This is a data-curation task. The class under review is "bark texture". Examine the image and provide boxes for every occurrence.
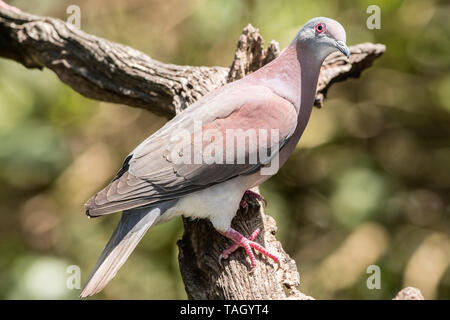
[0,9,385,116]
[0,6,416,300]
[393,287,424,300]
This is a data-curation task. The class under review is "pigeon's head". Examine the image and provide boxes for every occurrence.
[295,17,350,60]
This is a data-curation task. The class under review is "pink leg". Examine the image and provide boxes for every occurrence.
[219,228,260,262]
[239,199,248,210]
[241,190,267,208]
[218,228,280,270]
[0,1,21,13]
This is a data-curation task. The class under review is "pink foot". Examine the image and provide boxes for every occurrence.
[219,228,260,262]
[239,190,267,211]
[218,228,280,270]
[239,199,248,210]
[0,1,21,13]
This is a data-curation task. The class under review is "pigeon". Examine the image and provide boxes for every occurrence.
[80,17,350,297]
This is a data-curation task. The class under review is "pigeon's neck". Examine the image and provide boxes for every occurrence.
[260,42,324,167]
[293,41,324,139]
[247,45,301,110]
[247,44,322,114]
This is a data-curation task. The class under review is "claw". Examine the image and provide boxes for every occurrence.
[239,199,248,213]
[219,228,260,266]
[243,190,267,207]
[218,228,280,270]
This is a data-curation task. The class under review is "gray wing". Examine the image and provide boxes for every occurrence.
[85,84,298,216]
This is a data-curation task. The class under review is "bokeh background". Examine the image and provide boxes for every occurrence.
[0,0,449,299]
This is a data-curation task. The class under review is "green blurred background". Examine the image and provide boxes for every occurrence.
[0,0,449,299]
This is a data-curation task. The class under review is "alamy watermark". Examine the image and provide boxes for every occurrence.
[366,264,381,290]
[66,265,81,290]
[166,120,280,175]
[366,5,381,30]
[66,5,81,29]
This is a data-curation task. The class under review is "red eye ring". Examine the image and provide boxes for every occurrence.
[315,23,326,34]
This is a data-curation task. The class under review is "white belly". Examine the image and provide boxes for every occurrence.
[158,175,253,231]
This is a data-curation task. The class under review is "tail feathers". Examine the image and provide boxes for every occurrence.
[79,206,162,298]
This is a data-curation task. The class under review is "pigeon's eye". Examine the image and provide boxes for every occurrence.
[315,23,326,34]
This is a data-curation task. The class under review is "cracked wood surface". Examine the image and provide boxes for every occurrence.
[0,8,385,117]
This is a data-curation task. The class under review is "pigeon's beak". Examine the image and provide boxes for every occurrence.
[335,40,350,58]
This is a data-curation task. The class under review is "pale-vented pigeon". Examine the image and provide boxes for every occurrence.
[80,17,350,297]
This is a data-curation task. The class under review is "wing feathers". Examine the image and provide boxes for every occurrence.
[85,85,298,216]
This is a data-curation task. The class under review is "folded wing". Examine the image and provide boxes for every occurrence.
[85,84,298,216]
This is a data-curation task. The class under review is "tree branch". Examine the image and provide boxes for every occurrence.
[0,5,407,300]
[0,7,228,116]
[0,8,384,116]
[393,287,424,300]
[178,187,314,300]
